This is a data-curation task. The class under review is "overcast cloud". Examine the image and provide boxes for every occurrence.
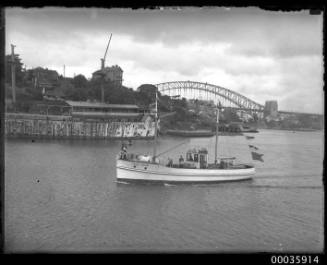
[5,7,324,113]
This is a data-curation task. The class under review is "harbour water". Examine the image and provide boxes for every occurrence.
[4,129,324,252]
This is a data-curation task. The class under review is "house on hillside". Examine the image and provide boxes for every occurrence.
[92,65,123,86]
[26,67,60,92]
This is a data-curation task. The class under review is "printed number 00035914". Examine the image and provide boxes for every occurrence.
[271,256,319,264]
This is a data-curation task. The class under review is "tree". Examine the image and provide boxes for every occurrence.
[136,84,157,106]
[72,74,88,88]
[298,114,313,129]
[137,84,157,95]
[104,83,137,104]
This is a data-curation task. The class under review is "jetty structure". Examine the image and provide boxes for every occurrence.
[5,99,156,139]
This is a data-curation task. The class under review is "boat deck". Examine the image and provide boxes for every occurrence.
[118,157,253,170]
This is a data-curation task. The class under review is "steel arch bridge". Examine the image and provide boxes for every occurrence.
[156,81,264,111]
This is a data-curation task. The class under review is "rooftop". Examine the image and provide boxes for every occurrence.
[92,65,123,75]
[71,111,141,118]
[65,100,139,109]
[187,148,208,154]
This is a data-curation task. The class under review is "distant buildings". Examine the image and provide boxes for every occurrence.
[264,100,278,118]
[27,67,60,90]
[92,65,123,86]
[65,100,142,122]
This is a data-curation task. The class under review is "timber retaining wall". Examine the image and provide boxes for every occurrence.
[4,113,155,139]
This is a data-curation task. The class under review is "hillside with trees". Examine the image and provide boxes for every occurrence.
[5,53,323,131]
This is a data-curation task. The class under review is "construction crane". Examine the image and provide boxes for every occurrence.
[99,34,112,103]
[101,33,112,70]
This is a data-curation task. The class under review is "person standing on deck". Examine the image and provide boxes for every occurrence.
[121,143,127,159]
[179,155,184,168]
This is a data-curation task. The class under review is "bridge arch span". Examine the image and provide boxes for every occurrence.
[155,81,264,110]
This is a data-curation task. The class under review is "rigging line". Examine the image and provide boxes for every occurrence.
[155,140,190,158]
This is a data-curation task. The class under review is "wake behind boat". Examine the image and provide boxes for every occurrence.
[116,88,255,183]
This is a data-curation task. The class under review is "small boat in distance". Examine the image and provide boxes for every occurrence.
[116,89,255,183]
[228,122,259,133]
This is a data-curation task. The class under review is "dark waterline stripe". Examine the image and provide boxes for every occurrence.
[115,178,254,185]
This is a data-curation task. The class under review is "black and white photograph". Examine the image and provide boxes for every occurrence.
[2,6,324,254]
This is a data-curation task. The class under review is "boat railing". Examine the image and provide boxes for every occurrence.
[219,157,236,160]
[119,152,160,164]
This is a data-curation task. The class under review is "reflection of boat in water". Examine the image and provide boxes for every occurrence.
[116,90,255,183]
[166,129,215,137]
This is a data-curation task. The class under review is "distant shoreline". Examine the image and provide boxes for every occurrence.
[259,127,322,132]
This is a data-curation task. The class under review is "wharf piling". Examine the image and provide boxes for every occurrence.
[5,113,155,139]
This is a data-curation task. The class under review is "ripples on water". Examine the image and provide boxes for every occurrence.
[4,129,324,252]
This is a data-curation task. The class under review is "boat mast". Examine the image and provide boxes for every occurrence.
[152,88,158,161]
[214,103,219,164]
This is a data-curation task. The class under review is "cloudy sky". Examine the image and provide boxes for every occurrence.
[5,7,324,113]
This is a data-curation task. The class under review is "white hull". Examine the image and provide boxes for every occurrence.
[116,159,255,183]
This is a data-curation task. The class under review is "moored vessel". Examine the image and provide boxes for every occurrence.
[165,129,215,137]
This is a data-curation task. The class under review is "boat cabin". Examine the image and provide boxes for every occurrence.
[171,147,237,169]
[216,157,236,169]
[184,148,208,169]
